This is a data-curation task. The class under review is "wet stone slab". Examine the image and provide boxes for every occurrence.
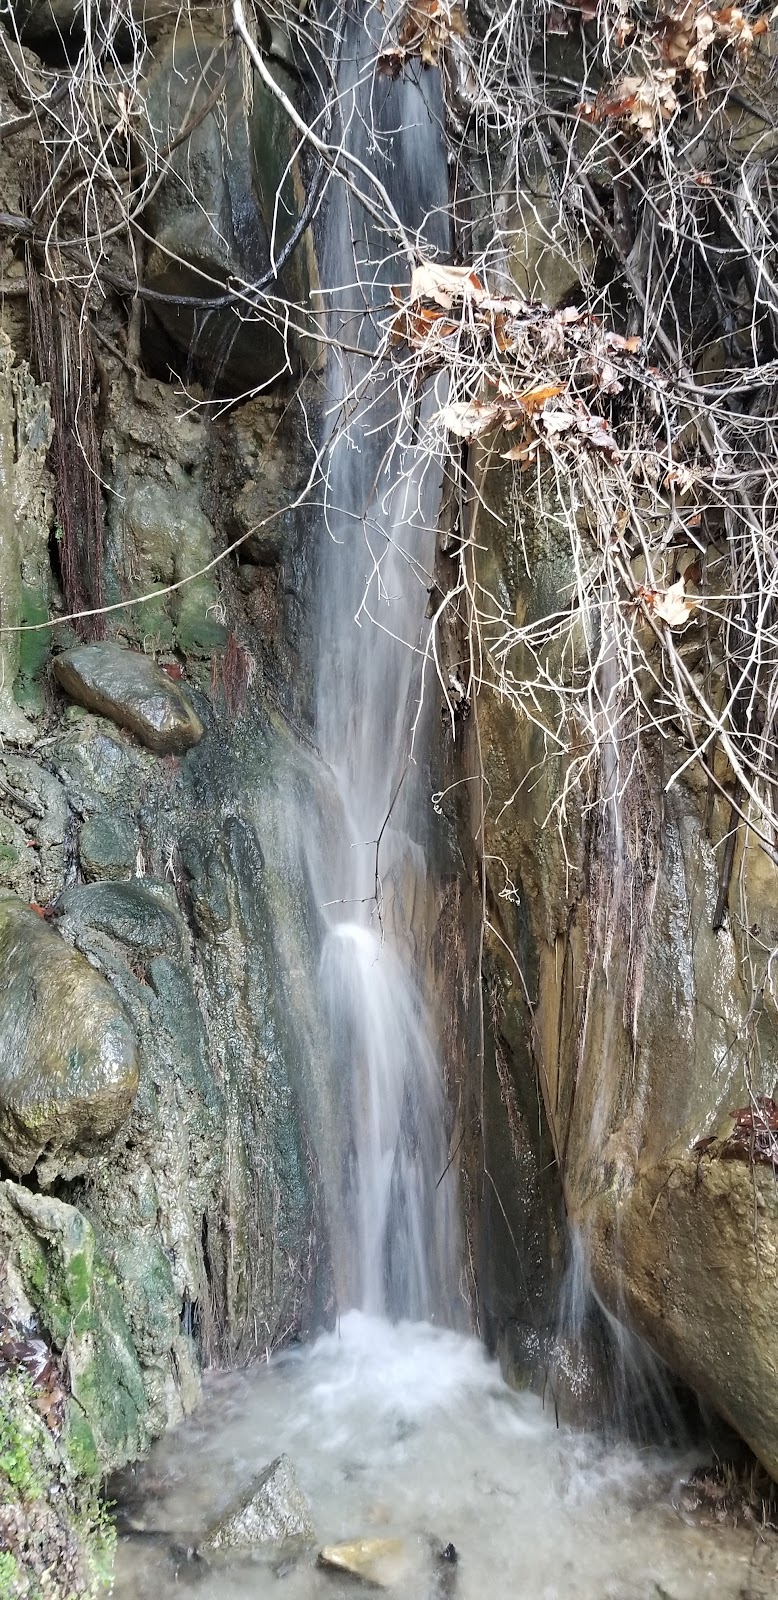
[53,643,203,756]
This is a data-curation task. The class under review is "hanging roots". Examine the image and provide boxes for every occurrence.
[211,633,258,721]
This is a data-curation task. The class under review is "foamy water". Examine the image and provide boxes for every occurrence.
[114,1312,776,1600]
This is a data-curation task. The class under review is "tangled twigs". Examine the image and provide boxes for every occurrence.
[1,0,778,879]
[363,0,778,872]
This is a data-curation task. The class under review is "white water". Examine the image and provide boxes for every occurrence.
[300,14,458,1321]
[114,1313,776,1600]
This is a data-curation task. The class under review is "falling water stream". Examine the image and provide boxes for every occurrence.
[113,20,777,1600]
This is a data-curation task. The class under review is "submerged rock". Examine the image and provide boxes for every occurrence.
[318,1538,407,1587]
[203,1454,315,1550]
[53,643,203,756]
[0,895,138,1175]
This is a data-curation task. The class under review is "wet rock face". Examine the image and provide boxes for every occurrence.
[53,643,204,756]
[203,1454,315,1550]
[586,1158,778,1482]
[141,27,315,391]
[463,434,778,1473]
[0,1182,152,1471]
[0,896,139,1177]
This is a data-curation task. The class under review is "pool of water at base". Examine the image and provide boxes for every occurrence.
[112,1311,777,1600]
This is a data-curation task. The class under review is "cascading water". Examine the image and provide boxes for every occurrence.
[112,16,776,1600]
[303,18,460,1323]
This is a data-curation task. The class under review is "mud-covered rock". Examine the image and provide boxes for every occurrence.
[53,643,203,756]
[0,896,138,1176]
[203,1454,315,1550]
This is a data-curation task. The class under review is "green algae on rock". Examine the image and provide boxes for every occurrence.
[0,897,139,1177]
[0,1366,115,1600]
[0,1184,151,1472]
[52,644,204,757]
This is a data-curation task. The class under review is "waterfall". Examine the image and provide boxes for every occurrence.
[303,10,461,1324]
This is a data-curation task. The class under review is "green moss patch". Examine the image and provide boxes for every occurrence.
[0,1369,114,1600]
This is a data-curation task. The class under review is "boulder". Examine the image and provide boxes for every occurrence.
[53,643,203,756]
[203,1454,315,1550]
[586,1156,778,1483]
[318,1539,407,1587]
[79,815,137,881]
[0,896,138,1175]
[56,880,184,960]
[141,27,316,391]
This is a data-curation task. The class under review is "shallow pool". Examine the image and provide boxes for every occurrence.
[113,1312,777,1600]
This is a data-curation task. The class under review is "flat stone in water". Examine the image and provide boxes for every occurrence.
[53,643,203,756]
[318,1538,407,1588]
[202,1454,315,1551]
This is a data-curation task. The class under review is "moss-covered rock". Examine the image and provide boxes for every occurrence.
[0,897,139,1177]
[0,1366,115,1600]
[0,1184,152,1473]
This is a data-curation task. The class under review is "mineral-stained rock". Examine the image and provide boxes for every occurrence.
[318,1538,407,1587]
[0,895,139,1175]
[53,643,203,756]
[586,1155,778,1484]
[203,1454,315,1550]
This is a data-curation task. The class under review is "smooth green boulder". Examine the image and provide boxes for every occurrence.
[202,1454,315,1551]
[0,896,138,1175]
[53,643,203,757]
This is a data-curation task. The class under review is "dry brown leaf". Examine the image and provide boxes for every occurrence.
[517,381,566,410]
[605,331,642,353]
[502,438,542,466]
[409,260,485,307]
[653,577,696,627]
[539,408,578,436]
[594,68,679,136]
[378,0,469,76]
[435,400,502,438]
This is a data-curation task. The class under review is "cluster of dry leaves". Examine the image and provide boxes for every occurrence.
[0,1316,66,1433]
[377,0,468,77]
[577,2,774,136]
[389,259,641,463]
[387,259,704,632]
[694,1095,778,1167]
